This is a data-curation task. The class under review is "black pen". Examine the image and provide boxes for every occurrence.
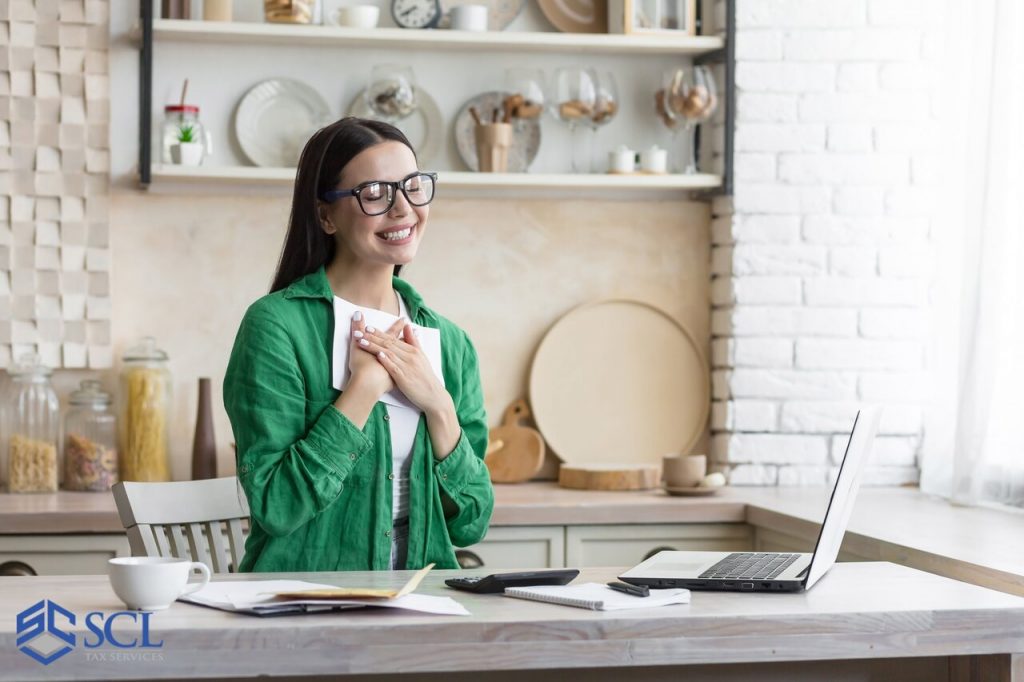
[607,581,649,598]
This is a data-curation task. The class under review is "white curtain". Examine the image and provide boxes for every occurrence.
[921,0,1024,506]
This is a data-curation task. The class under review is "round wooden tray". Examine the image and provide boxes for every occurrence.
[528,299,709,469]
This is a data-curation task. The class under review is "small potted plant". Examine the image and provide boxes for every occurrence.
[170,123,205,166]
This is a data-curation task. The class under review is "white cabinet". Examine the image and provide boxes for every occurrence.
[463,526,565,569]
[566,523,753,568]
[466,524,754,570]
[0,534,131,576]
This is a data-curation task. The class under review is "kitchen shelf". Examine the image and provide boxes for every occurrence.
[147,165,722,198]
[148,18,725,57]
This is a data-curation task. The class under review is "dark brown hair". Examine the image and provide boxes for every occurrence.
[270,117,416,293]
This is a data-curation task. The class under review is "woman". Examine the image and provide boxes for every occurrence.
[224,117,493,572]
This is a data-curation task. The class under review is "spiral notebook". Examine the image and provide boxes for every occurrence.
[503,583,690,611]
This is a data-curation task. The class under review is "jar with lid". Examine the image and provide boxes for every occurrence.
[160,105,212,165]
[63,380,119,492]
[119,337,172,482]
[3,353,60,493]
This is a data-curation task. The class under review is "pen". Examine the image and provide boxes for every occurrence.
[607,581,649,598]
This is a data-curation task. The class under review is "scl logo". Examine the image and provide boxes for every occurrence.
[16,600,76,665]
[15,600,165,665]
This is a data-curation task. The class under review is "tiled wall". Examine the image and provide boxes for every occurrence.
[0,0,112,370]
[710,0,939,485]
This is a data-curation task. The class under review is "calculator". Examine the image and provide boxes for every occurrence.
[444,569,580,594]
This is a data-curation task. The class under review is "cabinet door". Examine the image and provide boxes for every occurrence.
[566,524,752,568]
[0,534,132,576]
[461,526,565,569]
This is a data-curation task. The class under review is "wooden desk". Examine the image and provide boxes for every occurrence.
[1,563,1023,681]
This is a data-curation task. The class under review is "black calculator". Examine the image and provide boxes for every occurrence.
[444,569,580,594]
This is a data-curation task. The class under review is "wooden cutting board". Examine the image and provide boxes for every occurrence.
[485,399,546,483]
[528,299,709,469]
[558,464,660,491]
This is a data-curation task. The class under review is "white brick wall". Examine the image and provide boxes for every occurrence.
[713,0,936,487]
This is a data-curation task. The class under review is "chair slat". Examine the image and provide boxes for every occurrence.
[151,524,172,557]
[227,518,246,572]
[206,521,229,573]
[167,524,189,559]
[185,522,210,570]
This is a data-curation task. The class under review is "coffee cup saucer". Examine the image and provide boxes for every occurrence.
[663,483,725,497]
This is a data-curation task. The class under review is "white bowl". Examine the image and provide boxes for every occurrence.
[332,5,380,29]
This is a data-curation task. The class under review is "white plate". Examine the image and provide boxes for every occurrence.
[454,91,541,172]
[235,79,332,167]
[346,86,443,169]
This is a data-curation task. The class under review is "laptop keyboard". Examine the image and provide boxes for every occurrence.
[699,552,800,580]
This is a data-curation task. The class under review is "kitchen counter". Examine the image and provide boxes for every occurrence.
[2,483,1024,594]
[2,563,1023,681]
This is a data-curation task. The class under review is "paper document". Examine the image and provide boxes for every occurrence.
[180,574,469,617]
[331,296,443,410]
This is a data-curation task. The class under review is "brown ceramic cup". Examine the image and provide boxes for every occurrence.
[662,454,707,488]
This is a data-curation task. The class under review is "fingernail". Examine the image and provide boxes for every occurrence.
[353,311,362,321]
[359,339,369,346]
[353,330,363,339]
[366,326,375,333]
[378,351,386,360]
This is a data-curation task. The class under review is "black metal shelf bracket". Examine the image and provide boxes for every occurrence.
[139,0,153,187]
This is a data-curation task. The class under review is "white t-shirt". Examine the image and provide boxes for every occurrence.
[333,291,420,521]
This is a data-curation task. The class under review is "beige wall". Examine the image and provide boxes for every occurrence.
[73,192,710,481]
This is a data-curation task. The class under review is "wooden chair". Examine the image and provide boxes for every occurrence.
[112,476,250,573]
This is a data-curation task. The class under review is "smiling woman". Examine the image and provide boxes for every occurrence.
[222,117,493,573]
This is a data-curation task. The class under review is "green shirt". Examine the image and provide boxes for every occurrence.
[223,266,493,572]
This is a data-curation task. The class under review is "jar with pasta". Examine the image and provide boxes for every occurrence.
[118,337,172,482]
[63,380,119,492]
[3,353,60,493]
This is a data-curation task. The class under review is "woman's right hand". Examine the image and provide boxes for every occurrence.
[347,311,404,399]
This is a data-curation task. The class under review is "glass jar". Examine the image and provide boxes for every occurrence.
[63,380,119,492]
[3,354,60,493]
[119,337,172,482]
[160,105,212,165]
[263,0,315,24]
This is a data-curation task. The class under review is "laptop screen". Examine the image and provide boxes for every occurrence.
[803,407,882,589]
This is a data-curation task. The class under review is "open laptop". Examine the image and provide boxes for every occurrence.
[619,406,881,593]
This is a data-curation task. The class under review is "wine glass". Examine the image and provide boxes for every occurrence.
[504,67,547,123]
[656,67,686,172]
[551,67,597,173]
[677,65,719,174]
[587,70,619,172]
[366,64,418,123]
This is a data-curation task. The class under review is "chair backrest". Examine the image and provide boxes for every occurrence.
[112,476,251,573]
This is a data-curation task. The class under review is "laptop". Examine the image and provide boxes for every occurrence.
[619,406,881,593]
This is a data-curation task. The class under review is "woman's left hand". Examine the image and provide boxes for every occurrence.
[354,320,449,415]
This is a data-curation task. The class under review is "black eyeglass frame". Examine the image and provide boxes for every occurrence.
[319,171,438,216]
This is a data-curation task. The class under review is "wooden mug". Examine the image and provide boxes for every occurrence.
[474,122,513,172]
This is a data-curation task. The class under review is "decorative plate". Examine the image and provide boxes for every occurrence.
[234,78,332,167]
[454,91,541,172]
[538,0,608,33]
[441,0,526,30]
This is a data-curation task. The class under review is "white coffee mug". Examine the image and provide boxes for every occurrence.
[333,4,380,28]
[108,557,211,611]
[450,4,489,31]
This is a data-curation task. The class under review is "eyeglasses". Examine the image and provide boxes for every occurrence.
[320,171,438,216]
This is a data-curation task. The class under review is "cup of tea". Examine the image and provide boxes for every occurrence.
[108,557,211,611]
[662,454,707,488]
